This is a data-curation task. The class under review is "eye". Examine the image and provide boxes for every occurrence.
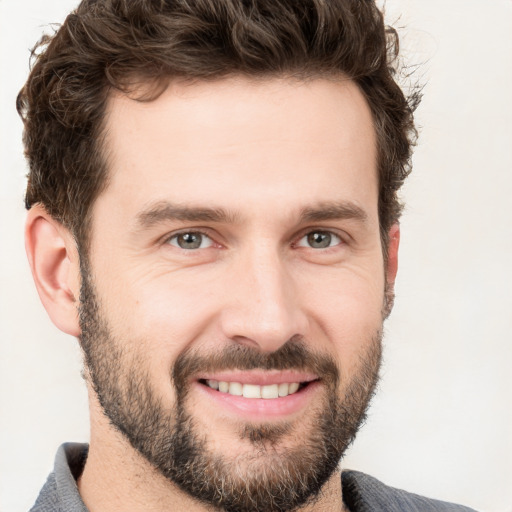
[297,230,342,249]
[168,231,214,250]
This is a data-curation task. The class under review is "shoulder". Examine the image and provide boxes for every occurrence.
[341,470,479,512]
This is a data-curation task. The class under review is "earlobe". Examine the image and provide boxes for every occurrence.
[25,205,81,337]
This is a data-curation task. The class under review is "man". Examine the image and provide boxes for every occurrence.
[17,0,477,511]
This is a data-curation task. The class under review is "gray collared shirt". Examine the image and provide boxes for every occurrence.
[30,443,478,511]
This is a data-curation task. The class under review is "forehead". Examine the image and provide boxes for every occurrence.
[98,77,377,224]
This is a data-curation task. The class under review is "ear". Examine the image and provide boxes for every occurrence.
[386,223,400,287]
[383,223,400,318]
[25,205,81,337]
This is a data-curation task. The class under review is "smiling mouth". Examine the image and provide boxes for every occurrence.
[198,379,314,399]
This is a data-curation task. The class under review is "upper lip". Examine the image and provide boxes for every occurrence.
[195,370,318,386]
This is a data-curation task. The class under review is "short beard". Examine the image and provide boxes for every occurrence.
[78,263,382,512]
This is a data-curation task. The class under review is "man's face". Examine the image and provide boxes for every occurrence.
[80,77,390,511]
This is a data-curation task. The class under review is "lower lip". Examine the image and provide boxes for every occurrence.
[193,381,322,420]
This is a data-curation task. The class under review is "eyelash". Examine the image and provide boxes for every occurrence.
[164,228,346,252]
[295,230,343,250]
[166,229,216,250]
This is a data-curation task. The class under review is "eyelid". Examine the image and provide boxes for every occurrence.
[293,227,348,248]
[162,228,219,248]
[159,226,349,250]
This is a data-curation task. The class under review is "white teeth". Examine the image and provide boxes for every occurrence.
[207,379,219,390]
[289,382,300,394]
[228,382,243,396]
[206,380,302,398]
[261,384,279,399]
[243,384,261,398]
[278,382,289,397]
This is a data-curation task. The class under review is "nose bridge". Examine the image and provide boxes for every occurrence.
[220,239,306,352]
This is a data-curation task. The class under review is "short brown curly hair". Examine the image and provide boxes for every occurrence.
[17,0,420,248]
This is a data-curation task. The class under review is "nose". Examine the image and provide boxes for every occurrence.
[219,243,308,353]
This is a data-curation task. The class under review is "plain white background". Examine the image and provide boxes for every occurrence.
[1,1,511,511]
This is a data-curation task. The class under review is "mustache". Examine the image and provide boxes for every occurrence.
[172,336,340,390]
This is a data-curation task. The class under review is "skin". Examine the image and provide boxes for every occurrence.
[26,77,399,511]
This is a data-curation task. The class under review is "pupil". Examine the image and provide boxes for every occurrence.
[308,232,331,249]
[179,233,201,249]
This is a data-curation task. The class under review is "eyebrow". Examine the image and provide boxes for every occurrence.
[299,201,368,224]
[135,199,368,230]
[136,201,239,228]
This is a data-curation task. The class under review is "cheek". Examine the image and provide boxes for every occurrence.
[100,268,222,355]
[88,254,223,398]
[298,265,385,369]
